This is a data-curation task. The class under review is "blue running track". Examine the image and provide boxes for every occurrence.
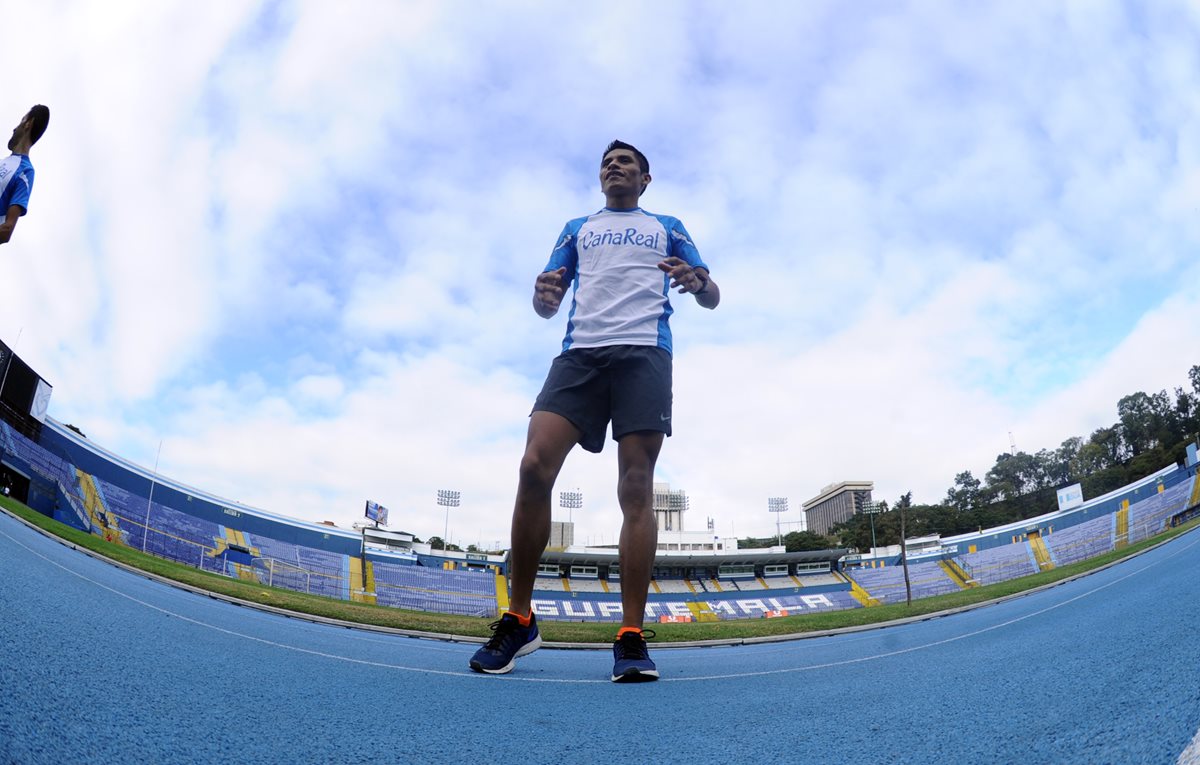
[2,508,1199,764]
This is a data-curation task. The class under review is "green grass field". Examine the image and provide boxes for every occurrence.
[4,494,1196,644]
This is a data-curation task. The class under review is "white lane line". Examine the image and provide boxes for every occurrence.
[0,526,602,683]
[1179,725,1200,765]
[3,524,1197,686]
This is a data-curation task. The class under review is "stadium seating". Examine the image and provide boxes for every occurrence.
[532,577,569,593]
[655,579,693,594]
[956,543,1038,586]
[762,576,800,590]
[731,578,766,591]
[244,533,348,598]
[795,572,843,587]
[2,422,78,494]
[1128,480,1194,543]
[567,579,608,593]
[1042,514,1114,566]
[846,561,961,604]
[372,559,496,617]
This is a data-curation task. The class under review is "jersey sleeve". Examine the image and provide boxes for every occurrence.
[665,217,708,272]
[544,218,583,283]
[7,167,33,215]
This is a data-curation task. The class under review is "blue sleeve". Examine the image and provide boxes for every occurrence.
[663,216,708,272]
[7,167,33,215]
[545,218,583,283]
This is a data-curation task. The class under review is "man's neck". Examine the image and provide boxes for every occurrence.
[9,137,31,155]
[604,192,640,210]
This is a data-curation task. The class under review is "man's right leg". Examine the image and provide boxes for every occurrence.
[470,411,579,674]
[506,410,580,616]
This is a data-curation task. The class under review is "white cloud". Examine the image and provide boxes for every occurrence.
[2,1,1198,548]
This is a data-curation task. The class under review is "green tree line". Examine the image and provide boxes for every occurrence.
[741,364,1200,553]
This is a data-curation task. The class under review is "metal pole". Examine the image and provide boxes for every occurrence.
[142,440,162,553]
[900,502,911,606]
[869,509,877,554]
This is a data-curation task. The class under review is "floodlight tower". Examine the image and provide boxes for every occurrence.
[860,496,884,554]
[768,497,788,546]
[437,489,460,551]
[560,489,583,524]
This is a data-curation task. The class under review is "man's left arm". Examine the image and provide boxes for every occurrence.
[657,258,720,309]
[0,205,21,245]
[691,267,720,309]
[657,217,719,309]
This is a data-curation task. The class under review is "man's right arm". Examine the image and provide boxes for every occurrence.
[533,267,568,318]
[0,205,22,245]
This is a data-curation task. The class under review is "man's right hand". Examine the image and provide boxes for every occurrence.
[533,267,567,317]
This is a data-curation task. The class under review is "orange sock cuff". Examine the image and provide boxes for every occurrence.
[506,609,532,627]
[616,626,642,638]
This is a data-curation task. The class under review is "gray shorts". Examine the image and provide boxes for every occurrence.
[532,345,673,453]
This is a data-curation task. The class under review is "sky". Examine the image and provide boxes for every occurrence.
[3,1,1199,550]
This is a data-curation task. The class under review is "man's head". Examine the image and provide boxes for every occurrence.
[600,140,651,199]
[8,105,50,152]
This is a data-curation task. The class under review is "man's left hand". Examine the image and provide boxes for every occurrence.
[657,257,705,294]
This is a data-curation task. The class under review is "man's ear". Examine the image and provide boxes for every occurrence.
[640,172,652,195]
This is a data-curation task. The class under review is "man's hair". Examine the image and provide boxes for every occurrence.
[603,140,649,174]
[28,105,49,145]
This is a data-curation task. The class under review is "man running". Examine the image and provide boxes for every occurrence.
[0,105,49,246]
[470,140,720,682]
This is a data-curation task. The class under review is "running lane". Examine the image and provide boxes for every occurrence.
[2,510,1198,764]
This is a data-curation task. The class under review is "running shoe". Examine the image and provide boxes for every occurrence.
[611,628,658,683]
[469,612,541,674]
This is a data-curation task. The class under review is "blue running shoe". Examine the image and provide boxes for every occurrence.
[469,612,541,674]
[611,628,658,683]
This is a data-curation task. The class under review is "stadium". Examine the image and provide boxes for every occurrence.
[4,338,1198,629]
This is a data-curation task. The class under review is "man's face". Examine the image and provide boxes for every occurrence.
[8,111,32,152]
[600,149,649,198]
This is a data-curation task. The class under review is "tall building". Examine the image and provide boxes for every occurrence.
[653,482,688,531]
[802,481,874,536]
[549,520,574,550]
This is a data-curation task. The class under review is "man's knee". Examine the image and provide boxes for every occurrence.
[518,449,560,495]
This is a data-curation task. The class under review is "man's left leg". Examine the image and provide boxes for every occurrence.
[612,430,663,682]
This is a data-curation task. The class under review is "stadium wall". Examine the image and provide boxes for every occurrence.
[31,419,363,555]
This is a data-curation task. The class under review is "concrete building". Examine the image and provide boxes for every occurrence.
[653,482,689,532]
[549,520,574,550]
[802,480,874,536]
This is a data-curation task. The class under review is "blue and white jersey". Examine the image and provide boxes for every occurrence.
[0,154,35,215]
[545,207,709,355]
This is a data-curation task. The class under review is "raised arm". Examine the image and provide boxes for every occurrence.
[0,205,21,245]
[657,258,720,309]
[532,267,568,318]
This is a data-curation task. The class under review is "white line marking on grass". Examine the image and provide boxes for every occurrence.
[3,524,1197,686]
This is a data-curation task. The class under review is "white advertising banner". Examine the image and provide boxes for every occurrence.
[1056,483,1084,511]
[30,379,52,423]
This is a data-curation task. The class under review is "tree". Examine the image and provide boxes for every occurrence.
[1071,441,1109,478]
[985,451,1040,500]
[782,531,837,552]
[945,471,983,512]
[1117,390,1173,457]
[1048,438,1082,485]
[1084,426,1124,469]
